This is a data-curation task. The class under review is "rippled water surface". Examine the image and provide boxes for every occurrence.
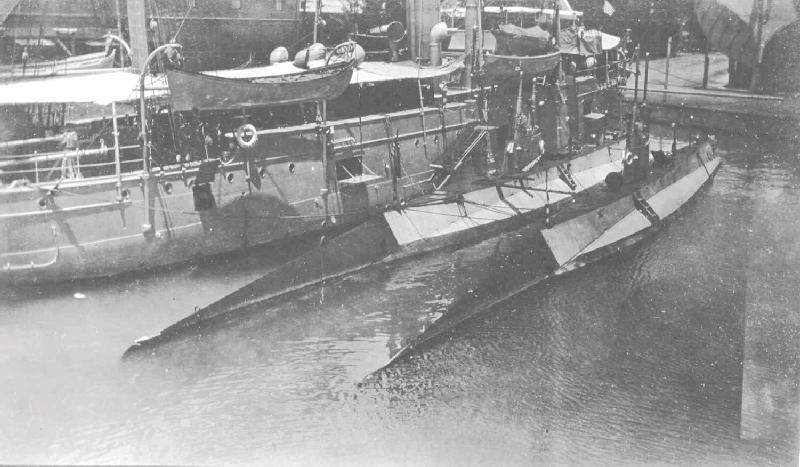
[0,133,797,465]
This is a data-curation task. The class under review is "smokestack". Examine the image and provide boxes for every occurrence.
[126,0,148,71]
[406,0,440,62]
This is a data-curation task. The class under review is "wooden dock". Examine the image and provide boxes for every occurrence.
[621,52,800,140]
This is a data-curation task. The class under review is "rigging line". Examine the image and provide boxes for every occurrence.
[170,3,194,43]
[356,70,365,149]
[414,0,429,161]
[49,180,534,223]
[402,206,524,223]
[47,184,375,221]
[150,0,165,49]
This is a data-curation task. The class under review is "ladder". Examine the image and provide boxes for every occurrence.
[557,164,577,191]
[429,127,487,190]
[632,191,660,224]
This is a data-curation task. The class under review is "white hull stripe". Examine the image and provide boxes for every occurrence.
[384,151,625,246]
[545,156,720,267]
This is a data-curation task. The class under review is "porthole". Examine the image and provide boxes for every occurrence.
[226,173,235,183]
[164,182,173,194]
[289,163,295,173]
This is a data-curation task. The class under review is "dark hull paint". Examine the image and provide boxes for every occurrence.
[0,103,475,284]
[123,138,720,357]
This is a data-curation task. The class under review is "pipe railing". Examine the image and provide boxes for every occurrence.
[0,158,146,178]
[0,145,140,163]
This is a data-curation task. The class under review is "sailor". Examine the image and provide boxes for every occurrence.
[21,46,29,75]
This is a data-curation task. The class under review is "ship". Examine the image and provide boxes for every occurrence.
[122,2,721,356]
[0,55,474,283]
[0,1,553,284]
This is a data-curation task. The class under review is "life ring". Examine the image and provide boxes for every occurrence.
[625,151,635,165]
[235,124,259,148]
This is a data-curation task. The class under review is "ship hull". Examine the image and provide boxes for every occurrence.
[384,139,722,365]
[0,103,475,285]
[123,137,720,356]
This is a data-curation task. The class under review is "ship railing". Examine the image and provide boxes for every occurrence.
[570,57,631,84]
[0,144,144,185]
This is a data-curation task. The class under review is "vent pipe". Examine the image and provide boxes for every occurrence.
[406,0,441,62]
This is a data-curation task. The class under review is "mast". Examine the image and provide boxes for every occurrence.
[406,0,440,62]
[464,0,479,88]
[114,0,123,40]
[126,0,148,71]
[313,0,321,43]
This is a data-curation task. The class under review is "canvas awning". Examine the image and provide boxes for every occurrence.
[0,70,167,105]
[301,0,363,15]
[0,0,19,26]
[695,0,798,65]
[350,58,463,84]
[442,4,583,22]
[205,58,464,85]
[560,28,620,55]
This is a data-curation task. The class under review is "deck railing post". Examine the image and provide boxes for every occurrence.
[318,100,330,220]
[702,42,710,89]
[643,52,650,102]
[138,43,182,235]
[664,37,672,103]
[111,101,123,200]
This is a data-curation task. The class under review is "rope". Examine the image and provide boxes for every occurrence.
[170,4,194,43]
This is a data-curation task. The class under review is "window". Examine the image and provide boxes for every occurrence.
[275,0,283,11]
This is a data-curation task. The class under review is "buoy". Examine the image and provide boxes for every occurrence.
[235,124,258,148]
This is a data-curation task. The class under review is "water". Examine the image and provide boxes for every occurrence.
[0,133,797,465]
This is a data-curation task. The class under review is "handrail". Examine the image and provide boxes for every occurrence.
[0,158,144,177]
[0,145,140,166]
[0,134,70,151]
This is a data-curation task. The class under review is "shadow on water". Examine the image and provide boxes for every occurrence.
[0,131,797,464]
[0,232,322,303]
